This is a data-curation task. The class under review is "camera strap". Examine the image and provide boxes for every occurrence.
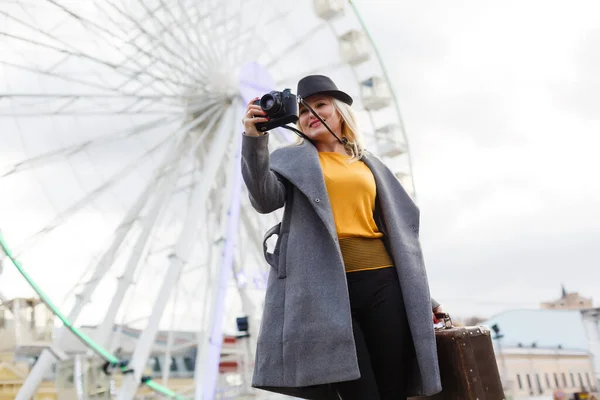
[281,125,310,141]
[298,97,348,145]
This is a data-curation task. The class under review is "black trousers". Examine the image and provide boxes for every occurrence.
[333,267,414,400]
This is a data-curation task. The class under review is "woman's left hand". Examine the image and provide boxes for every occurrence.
[432,305,444,323]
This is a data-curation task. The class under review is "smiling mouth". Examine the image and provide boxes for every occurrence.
[309,121,321,128]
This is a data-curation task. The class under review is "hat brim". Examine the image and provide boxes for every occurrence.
[301,90,353,106]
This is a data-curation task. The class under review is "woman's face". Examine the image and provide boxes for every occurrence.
[298,95,342,143]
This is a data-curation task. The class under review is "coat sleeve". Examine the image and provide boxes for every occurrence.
[241,133,286,214]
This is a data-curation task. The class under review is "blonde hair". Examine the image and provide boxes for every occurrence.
[296,97,365,161]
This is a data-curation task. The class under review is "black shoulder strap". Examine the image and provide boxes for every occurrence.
[262,179,293,272]
[280,179,294,234]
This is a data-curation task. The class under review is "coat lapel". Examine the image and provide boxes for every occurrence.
[270,143,418,244]
[270,140,338,241]
[362,153,394,211]
[362,152,421,250]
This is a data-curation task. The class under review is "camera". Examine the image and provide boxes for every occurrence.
[252,88,298,132]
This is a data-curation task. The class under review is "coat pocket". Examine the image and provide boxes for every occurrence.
[262,223,287,279]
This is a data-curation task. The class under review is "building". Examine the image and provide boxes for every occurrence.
[483,308,600,400]
[0,297,258,399]
[541,286,593,311]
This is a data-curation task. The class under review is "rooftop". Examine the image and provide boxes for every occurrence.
[481,308,590,351]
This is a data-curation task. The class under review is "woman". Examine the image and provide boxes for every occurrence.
[241,75,443,400]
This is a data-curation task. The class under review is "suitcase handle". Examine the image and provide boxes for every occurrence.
[434,312,453,329]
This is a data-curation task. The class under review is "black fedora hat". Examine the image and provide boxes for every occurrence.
[297,75,353,106]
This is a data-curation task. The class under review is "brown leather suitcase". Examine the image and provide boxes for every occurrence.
[411,314,506,400]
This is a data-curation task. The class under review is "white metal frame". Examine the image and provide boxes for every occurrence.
[1,2,418,399]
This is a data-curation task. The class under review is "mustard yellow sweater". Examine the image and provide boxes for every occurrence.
[318,152,393,272]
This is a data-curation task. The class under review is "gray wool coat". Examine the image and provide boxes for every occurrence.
[241,133,442,399]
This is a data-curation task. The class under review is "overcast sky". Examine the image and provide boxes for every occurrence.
[1,0,598,329]
[356,0,600,318]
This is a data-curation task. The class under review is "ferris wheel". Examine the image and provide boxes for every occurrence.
[0,0,415,398]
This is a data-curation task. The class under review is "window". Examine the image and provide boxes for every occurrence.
[586,373,593,390]
[151,357,161,373]
[536,374,543,394]
[170,357,178,372]
[545,373,551,388]
[554,373,560,388]
[527,374,533,390]
[562,373,567,387]
[571,373,575,387]
[578,373,584,389]
[183,356,195,371]
[517,374,523,390]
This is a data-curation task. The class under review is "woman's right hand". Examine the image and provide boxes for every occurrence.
[242,97,270,136]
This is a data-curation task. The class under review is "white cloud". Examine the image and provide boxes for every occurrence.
[1,0,598,333]
[355,0,600,317]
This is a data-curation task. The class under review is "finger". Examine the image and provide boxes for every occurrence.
[243,113,269,120]
[245,110,267,120]
[249,117,269,123]
[246,97,259,107]
[242,116,269,125]
[247,105,266,113]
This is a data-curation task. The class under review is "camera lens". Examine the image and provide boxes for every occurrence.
[264,98,275,109]
[260,93,281,115]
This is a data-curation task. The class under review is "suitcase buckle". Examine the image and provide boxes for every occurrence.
[434,312,453,329]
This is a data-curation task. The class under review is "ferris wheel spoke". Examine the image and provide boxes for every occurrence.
[0,94,181,116]
[111,8,195,87]
[233,4,292,66]
[181,2,229,75]
[106,95,181,114]
[48,0,199,95]
[160,273,183,386]
[224,14,270,68]
[0,109,177,116]
[88,0,193,90]
[93,0,229,84]
[194,125,243,400]
[0,30,189,98]
[13,133,177,256]
[117,104,234,400]
[264,21,328,69]
[173,1,218,78]
[207,0,241,70]
[100,0,204,89]
[94,145,185,349]
[0,0,37,5]
[0,58,171,104]
[132,0,207,82]
[165,0,241,77]
[0,115,177,178]
[13,123,193,398]
[87,0,207,91]
[220,0,244,68]
[154,0,209,79]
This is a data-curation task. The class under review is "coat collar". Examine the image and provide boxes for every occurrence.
[269,139,390,241]
[270,140,337,240]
